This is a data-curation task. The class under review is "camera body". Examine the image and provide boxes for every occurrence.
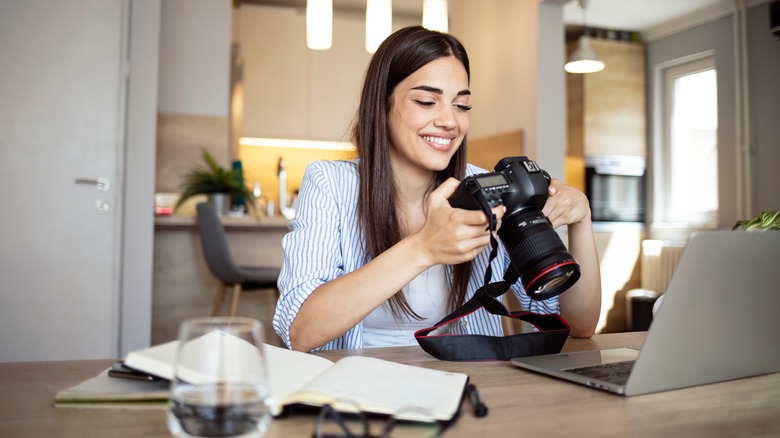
[449,156,580,301]
[449,156,551,216]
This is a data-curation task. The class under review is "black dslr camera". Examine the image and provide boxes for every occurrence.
[449,156,580,300]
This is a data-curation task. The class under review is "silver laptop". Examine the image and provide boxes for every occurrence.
[511,230,780,396]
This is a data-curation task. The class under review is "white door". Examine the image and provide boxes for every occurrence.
[0,0,127,361]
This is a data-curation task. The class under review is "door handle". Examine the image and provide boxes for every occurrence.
[75,177,110,192]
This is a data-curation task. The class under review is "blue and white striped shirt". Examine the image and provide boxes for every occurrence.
[272,159,560,351]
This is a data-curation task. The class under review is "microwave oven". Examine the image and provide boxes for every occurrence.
[584,155,646,223]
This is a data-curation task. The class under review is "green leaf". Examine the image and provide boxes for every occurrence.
[759,211,780,230]
[174,148,256,213]
[732,211,780,231]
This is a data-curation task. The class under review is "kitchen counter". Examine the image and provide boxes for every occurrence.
[154,214,290,230]
[152,214,288,345]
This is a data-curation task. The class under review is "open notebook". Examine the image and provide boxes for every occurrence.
[511,230,780,396]
[56,335,468,423]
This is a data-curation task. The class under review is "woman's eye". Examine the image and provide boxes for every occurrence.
[415,100,435,107]
[413,99,471,111]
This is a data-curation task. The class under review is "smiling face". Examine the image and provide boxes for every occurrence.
[387,56,471,182]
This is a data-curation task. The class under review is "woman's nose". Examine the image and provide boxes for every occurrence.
[434,108,457,129]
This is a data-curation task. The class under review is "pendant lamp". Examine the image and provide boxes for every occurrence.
[366,0,392,53]
[307,0,332,50]
[564,0,604,74]
[423,0,448,33]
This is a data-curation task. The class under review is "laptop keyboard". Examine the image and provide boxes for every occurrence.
[565,360,636,386]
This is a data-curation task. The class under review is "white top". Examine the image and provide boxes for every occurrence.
[363,265,450,347]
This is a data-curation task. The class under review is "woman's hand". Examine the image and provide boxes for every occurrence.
[415,178,505,266]
[543,178,591,228]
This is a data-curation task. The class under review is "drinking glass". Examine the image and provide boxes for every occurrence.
[167,317,272,438]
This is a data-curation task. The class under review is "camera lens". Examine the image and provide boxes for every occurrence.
[499,209,581,300]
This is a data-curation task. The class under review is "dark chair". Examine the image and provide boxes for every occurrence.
[196,202,281,317]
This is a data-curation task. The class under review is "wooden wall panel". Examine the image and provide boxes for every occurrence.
[467,130,524,172]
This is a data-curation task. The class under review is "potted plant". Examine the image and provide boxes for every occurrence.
[174,149,255,216]
[732,211,780,231]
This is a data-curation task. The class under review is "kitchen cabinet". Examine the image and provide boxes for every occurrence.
[567,39,646,158]
[238,5,415,141]
[238,5,362,140]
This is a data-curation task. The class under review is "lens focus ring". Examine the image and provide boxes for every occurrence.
[506,227,566,268]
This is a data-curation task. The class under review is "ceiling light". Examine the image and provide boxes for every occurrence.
[366,0,392,53]
[565,35,605,73]
[306,0,332,50]
[564,0,604,74]
[422,0,448,33]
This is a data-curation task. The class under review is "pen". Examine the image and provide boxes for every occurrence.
[467,383,488,418]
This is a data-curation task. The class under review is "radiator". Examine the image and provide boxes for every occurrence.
[640,240,686,294]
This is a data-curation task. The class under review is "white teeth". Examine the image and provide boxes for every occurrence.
[422,135,452,145]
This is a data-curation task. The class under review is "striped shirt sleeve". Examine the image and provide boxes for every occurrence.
[273,160,364,350]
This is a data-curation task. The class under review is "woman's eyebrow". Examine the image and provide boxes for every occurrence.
[411,85,471,96]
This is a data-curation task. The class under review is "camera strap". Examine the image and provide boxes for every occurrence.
[414,201,570,361]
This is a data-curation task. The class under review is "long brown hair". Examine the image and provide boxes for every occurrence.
[352,26,473,320]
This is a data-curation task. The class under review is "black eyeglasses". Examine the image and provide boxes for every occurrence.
[312,399,443,438]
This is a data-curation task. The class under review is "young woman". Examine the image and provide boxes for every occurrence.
[273,26,601,352]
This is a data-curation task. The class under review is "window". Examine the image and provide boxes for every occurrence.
[655,55,718,225]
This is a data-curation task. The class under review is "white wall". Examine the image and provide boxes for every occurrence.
[746,3,780,214]
[158,0,232,116]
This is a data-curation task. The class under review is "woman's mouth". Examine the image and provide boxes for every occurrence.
[421,135,454,151]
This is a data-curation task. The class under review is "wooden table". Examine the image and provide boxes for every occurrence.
[1,332,778,437]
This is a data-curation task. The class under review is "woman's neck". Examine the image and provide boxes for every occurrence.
[393,165,434,236]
